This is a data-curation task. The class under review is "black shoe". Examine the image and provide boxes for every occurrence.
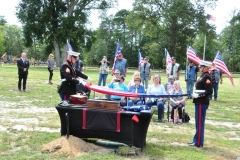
[158,119,162,123]
[18,89,21,92]
[23,90,26,92]
[214,99,217,101]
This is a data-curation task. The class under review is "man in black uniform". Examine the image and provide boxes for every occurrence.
[58,50,91,101]
[17,52,30,92]
[188,60,213,147]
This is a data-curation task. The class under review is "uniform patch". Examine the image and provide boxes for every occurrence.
[206,79,211,84]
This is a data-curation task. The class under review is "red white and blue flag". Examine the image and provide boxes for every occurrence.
[186,46,202,65]
[165,48,172,74]
[207,14,216,22]
[112,40,121,75]
[67,40,73,51]
[213,51,234,86]
[138,49,144,70]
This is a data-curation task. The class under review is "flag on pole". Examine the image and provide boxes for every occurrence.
[138,49,144,70]
[112,40,121,75]
[67,40,73,51]
[165,48,172,74]
[207,14,216,22]
[213,51,234,86]
[186,46,202,65]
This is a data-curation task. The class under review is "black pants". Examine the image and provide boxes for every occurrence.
[48,68,53,80]
[18,74,28,90]
[171,104,183,119]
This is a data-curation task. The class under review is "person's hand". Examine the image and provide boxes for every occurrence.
[66,68,70,73]
[158,98,163,101]
[191,93,199,98]
[124,74,126,77]
[87,76,92,81]
[23,68,26,72]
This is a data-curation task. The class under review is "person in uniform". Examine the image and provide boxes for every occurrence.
[209,62,222,101]
[166,57,181,81]
[140,56,152,89]
[58,50,91,101]
[188,60,213,147]
[17,52,30,92]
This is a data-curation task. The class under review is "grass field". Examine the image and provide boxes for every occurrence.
[0,64,240,160]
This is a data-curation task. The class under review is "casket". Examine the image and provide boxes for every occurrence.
[70,95,87,104]
[86,99,120,110]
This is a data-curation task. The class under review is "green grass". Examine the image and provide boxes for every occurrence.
[0,64,240,159]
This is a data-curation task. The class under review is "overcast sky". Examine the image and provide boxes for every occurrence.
[0,0,239,33]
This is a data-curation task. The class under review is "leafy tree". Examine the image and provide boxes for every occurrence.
[0,16,7,26]
[0,25,5,54]
[16,0,117,67]
[4,25,25,57]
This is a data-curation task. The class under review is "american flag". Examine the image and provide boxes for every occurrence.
[186,46,202,65]
[213,51,234,86]
[138,49,144,70]
[67,40,73,51]
[165,48,172,74]
[207,14,216,22]
[111,40,121,75]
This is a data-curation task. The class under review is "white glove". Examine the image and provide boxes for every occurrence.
[87,76,92,81]
[191,93,199,98]
[78,79,86,86]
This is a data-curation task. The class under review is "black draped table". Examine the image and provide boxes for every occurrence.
[56,105,154,149]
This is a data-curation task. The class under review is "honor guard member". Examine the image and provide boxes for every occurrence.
[209,62,222,101]
[166,57,181,81]
[185,61,199,99]
[113,50,128,77]
[140,56,152,89]
[58,50,91,101]
[188,60,213,147]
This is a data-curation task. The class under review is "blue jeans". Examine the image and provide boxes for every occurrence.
[128,99,143,106]
[209,83,219,100]
[146,100,164,120]
[98,73,108,86]
[186,79,195,95]
[141,75,149,89]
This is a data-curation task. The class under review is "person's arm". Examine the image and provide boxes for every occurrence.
[76,70,88,80]
[149,68,152,80]
[124,59,128,77]
[61,65,79,84]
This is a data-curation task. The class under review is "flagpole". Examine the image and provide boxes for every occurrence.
[185,45,188,81]
[203,34,206,60]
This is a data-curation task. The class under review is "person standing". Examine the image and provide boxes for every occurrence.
[58,51,91,101]
[47,54,55,84]
[166,57,181,81]
[140,56,152,89]
[113,50,128,77]
[185,61,199,99]
[98,56,110,86]
[209,62,222,101]
[17,52,30,92]
[188,60,212,147]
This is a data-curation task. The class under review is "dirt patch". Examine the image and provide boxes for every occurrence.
[41,135,105,158]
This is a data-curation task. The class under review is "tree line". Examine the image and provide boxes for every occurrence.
[0,0,239,72]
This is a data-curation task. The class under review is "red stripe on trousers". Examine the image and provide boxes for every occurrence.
[64,95,67,100]
[116,110,122,132]
[82,108,86,129]
[197,104,202,146]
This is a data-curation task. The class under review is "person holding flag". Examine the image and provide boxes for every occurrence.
[185,61,199,99]
[209,62,222,101]
[113,49,128,77]
[58,40,91,101]
[139,56,152,89]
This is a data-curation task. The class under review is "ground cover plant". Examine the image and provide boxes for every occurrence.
[0,64,239,159]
